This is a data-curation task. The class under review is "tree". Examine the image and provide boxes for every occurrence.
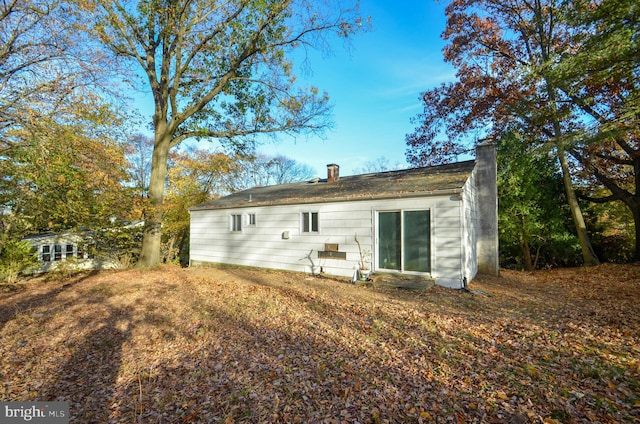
[0,103,133,239]
[547,0,640,260]
[227,152,315,190]
[0,0,113,152]
[83,0,368,267]
[352,156,405,174]
[266,154,316,185]
[497,133,581,270]
[162,149,237,264]
[405,0,601,265]
[126,133,155,198]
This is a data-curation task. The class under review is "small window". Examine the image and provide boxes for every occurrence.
[54,244,62,261]
[231,214,242,232]
[248,213,256,226]
[42,245,51,262]
[66,244,74,258]
[77,244,85,259]
[302,212,319,233]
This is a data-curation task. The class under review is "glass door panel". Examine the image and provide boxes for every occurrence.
[403,210,431,272]
[378,211,401,270]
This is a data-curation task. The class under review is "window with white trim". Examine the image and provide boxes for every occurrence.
[231,214,242,232]
[302,212,319,233]
[248,213,256,226]
[42,245,51,262]
[65,244,74,259]
[54,244,62,261]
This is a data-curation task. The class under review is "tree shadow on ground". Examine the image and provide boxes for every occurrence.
[0,271,100,332]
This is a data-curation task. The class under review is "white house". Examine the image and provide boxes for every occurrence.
[189,143,498,288]
[23,231,105,273]
[22,221,144,274]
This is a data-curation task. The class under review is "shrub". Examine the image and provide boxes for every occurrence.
[0,238,39,283]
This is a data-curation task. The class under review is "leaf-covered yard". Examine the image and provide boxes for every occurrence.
[1,264,638,423]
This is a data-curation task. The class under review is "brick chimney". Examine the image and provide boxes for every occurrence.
[327,164,340,183]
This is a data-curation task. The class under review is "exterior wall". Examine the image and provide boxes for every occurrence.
[475,143,500,275]
[190,194,468,288]
[23,233,120,274]
[461,174,478,285]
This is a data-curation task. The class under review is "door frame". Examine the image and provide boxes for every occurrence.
[374,208,433,275]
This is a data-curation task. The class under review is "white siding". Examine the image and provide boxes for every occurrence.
[462,172,479,286]
[190,194,468,288]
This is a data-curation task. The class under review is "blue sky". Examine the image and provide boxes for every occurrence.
[260,0,455,176]
[133,1,454,177]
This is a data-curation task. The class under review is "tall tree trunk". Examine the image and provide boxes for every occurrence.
[545,82,600,266]
[137,128,171,268]
[557,146,600,266]
[519,213,534,271]
[629,198,640,262]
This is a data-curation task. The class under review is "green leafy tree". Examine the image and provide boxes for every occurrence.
[82,0,368,267]
[0,238,38,284]
[498,133,581,270]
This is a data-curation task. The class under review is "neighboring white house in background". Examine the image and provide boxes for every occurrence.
[22,221,144,274]
[188,143,498,288]
[22,232,106,273]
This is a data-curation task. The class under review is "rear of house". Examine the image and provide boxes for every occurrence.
[189,144,498,288]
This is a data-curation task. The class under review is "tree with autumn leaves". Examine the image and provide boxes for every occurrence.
[79,0,368,268]
[0,0,137,274]
[2,0,635,272]
[406,0,639,265]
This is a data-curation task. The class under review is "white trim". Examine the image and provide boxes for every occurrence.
[230,213,243,232]
[374,208,432,275]
[300,211,319,233]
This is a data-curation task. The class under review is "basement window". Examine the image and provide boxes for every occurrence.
[302,212,319,233]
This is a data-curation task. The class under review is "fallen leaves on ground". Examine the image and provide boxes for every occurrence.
[0,263,638,423]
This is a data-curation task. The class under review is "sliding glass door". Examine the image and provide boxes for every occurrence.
[377,210,431,272]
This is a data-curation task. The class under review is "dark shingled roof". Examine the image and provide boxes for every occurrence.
[190,160,476,211]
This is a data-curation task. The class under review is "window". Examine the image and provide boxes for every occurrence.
[302,212,319,233]
[54,244,62,261]
[42,245,51,262]
[231,214,242,232]
[66,244,74,259]
[248,213,256,226]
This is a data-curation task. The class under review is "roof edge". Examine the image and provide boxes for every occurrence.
[188,188,464,212]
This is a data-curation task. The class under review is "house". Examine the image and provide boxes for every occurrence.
[23,231,104,273]
[189,143,498,288]
[23,221,144,274]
